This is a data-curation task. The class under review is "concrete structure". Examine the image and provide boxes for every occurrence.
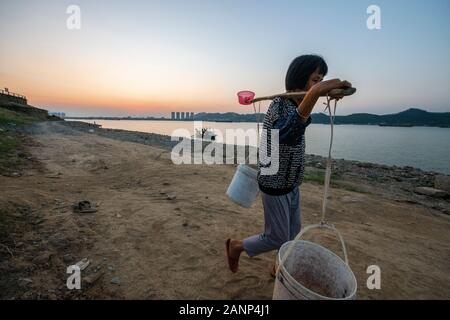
[0,88,27,105]
[176,112,180,120]
[181,112,185,120]
[171,112,175,120]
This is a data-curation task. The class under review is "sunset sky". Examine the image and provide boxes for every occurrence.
[1,0,449,117]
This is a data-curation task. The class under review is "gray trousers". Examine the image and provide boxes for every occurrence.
[243,186,301,257]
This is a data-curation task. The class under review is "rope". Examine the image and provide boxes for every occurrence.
[277,95,349,276]
[321,95,337,223]
[245,101,262,164]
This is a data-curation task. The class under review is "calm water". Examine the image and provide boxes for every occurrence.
[68,119,450,174]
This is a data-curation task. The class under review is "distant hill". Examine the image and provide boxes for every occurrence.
[69,108,450,127]
[312,108,450,127]
[194,108,450,127]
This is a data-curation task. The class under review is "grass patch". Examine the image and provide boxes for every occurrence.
[0,107,37,174]
[332,181,368,193]
[0,131,26,174]
[0,208,14,241]
[304,170,368,193]
[303,171,342,184]
[0,107,38,126]
[0,132,19,153]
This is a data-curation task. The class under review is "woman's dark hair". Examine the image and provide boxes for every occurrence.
[285,55,328,91]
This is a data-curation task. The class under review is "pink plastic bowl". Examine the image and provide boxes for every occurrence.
[237,91,255,105]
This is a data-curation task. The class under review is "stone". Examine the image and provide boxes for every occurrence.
[75,258,90,271]
[32,252,52,265]
[19,278,33,285]
[414,187,448,198]
[84,271,104,285]
[72,201,97,214]
[31,218,44,225]
[435,175,450,193]
[63,254,74,263]
[314,162,325,169]
[341,196,358,203]
[111,277,121,285]
[166,192,177,200]
[47,293,58,300]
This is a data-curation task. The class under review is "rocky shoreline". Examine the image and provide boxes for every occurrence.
[47,120,450,215]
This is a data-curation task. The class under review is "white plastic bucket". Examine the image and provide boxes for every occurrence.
[273,225,357,300]
[226,164,260,208]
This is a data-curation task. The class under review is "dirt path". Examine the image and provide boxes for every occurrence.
[1,121,449,299]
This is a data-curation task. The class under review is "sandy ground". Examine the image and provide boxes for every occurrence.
[1,121,450,299]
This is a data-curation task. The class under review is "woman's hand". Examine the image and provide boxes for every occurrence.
[310,79,352,97]
[298,79,352,120]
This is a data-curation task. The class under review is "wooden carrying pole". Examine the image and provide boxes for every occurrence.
[251,87,356,103]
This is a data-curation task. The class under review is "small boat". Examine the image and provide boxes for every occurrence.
[194,128,217,141]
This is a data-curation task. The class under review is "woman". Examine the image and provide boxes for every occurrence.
[226,54,351,275]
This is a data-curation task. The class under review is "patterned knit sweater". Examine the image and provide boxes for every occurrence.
[257,97,312,196]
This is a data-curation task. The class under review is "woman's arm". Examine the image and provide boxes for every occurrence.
[297,79,352,122]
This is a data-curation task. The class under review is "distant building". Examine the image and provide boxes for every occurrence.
[49,112,66,119]
[172,111,194,120]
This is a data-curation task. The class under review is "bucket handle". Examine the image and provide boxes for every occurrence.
[297,222,348,265]
[278,222,349,276]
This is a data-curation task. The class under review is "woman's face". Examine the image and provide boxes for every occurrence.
[305,68,324,91]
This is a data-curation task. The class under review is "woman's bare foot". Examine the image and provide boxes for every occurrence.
[226,239,244,273]
[270,264,276,278]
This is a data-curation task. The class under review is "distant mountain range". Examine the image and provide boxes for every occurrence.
[69,108,450,127]
[193,108,450,127]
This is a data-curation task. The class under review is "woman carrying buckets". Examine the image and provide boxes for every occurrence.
[226,55,352,276]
